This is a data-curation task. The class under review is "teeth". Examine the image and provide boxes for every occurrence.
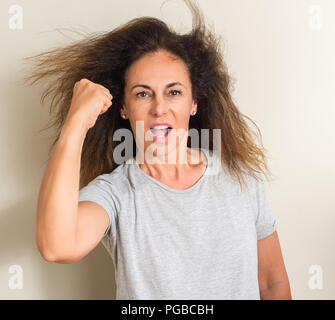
[151,125,169,130]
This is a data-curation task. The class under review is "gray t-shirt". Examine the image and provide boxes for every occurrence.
[78,147,278,299]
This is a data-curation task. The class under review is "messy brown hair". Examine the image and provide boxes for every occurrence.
[23,0,274,191]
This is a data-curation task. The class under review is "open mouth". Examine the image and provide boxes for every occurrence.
[149,127,172,137]
[149,126,173,142]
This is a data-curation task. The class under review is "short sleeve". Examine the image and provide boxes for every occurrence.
[78,174,118,239]
[254,177,278,240]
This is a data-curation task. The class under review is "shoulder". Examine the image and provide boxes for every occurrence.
[207,150,265,196]
[83,162,132,197]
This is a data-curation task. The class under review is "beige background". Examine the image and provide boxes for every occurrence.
[0,0,334,299]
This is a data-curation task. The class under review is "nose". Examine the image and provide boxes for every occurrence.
[150,93,169,117]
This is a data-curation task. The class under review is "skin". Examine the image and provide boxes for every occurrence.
[257,231,292,299]
[121,49,207,190]
[121,49,292,299]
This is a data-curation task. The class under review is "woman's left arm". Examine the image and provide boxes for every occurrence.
[257,231,292,299]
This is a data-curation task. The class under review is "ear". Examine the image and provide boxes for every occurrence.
[192,99,198,113]
[120,104,126,117]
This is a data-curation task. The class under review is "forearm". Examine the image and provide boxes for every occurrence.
[36,119,87,261]
[260,281,292,300]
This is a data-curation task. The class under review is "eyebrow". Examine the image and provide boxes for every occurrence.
[130,81,185,92]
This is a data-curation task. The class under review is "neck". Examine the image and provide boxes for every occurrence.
[135,146,205,180]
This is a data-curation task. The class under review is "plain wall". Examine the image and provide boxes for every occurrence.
[0,0,334,299]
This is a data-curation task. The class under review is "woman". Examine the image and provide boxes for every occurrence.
[26,0,291,299]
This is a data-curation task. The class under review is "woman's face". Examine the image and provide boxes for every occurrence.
[122,49,197,160]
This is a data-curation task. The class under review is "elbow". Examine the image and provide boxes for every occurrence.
[35,230,75,264]
[38,248,74,264]
[37,246,58,262]
[36,239,73,264]
[36,234,55,262]
[41,252,57,263]
[259,280,292,300]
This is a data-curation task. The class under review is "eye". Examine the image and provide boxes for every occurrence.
[169,90,181,96]
[136,91,150,98]
[135,90,181,98]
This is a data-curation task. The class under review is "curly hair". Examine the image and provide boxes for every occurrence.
[23,0,273,191]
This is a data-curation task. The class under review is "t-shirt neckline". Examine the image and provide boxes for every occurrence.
[128,147,210,194]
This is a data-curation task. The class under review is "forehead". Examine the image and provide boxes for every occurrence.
[125,50,190,85]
